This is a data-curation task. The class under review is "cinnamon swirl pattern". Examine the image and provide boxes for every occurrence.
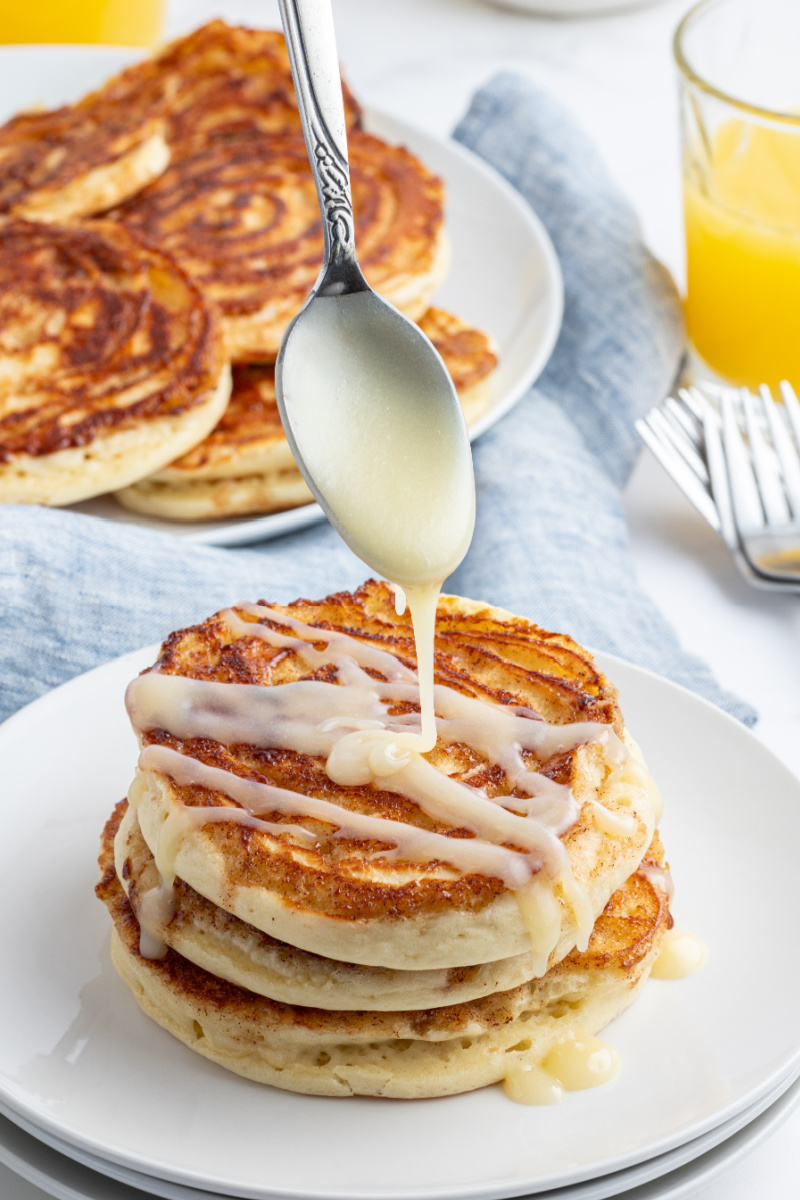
[0,106,168,224]
[111,130,449,361]
[0,219,230,505]
[0,19,499,521]
[96,20,362,149]
[114,311,497,521]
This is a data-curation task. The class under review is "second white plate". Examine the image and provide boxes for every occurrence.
[0,45,564,547]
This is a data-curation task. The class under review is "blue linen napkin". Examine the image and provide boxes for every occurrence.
[0,73,756,727]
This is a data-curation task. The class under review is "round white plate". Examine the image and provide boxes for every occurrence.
[2,1068,800,1200]
[0,45,564,548]
[0,647,799,1199]
[1,1067,798,1200]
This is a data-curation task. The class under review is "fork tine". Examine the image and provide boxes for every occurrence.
[678,386,707,423]
[779,380,800,449]
[722,390,764,532]
[700,397,737,548]
[663,396,703,450]
[636,416,720,532]
[759,384,800,518]
[648,408,710,486]
[742,388,791,525]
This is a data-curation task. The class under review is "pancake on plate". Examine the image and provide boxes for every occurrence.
[0,102,168,224]
[109,129,449,361]
[96,20,362,148]
[120,581,660,973]
[0,219,230,506]
[113,310,498,521]
[99,801,670,1098]
[114,798,669,1016]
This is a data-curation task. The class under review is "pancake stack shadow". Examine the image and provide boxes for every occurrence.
[97,581,673,1099]
[0,20,498,518]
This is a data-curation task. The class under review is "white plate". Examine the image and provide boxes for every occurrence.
[1,648,799,1199]
[0,45,564,548]
[2,1068,799,1200]
[1,1065,798,1200]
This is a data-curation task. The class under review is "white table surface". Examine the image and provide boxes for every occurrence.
[4,1,799,1197]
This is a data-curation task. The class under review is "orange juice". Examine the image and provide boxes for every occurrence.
[0,0,164,47]
[684,120,800,391]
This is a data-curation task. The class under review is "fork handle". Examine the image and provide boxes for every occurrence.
[278,0,366,294]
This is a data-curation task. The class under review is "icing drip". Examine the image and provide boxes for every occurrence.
[651,929,707,980]
[503,1028,620,1105]
[126,602,635,961]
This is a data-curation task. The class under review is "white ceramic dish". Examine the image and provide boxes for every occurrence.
[2,1067,798,1200]
[0,45,564,548]
[3,1059,800,1200]
[481,0,666,16]
[1,648,799,1200]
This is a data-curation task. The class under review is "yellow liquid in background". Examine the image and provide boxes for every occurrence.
[684,119,800,391]
[0,0,164,47]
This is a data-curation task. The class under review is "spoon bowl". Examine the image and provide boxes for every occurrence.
[275,0,475,586]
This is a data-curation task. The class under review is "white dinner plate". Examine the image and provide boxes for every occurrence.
[0,45,564,548]
[1,1066,798,1200]
[2,1068,799,1200]
[1,647,799,1199]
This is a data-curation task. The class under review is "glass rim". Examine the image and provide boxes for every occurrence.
[673,0,800,126]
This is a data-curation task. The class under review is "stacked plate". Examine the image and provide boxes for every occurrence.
[1,646,800,1200]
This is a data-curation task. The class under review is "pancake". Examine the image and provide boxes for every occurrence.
[116,800,656,1011]
[124,581,660,972]
[0,104,167,224]
[99,799,671,1097]
[109,129,448,361]
[95,21,362,149]
[418,308,498,425]
[0,219,231,506]
[112,311,497,521]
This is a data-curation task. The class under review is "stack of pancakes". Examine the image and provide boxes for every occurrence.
[97,581,671,1099]
[0,20,497,516]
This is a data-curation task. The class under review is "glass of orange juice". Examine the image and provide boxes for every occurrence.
[675,0,800,392]
[0,0,164,47]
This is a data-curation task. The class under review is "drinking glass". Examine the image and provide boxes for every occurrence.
[0,0,164,47]
[675,0,800,391]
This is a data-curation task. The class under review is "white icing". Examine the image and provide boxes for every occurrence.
[126,602,634,959]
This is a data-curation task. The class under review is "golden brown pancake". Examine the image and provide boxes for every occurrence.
[418,308,498,424]
[96,21,362,149]
[0,218,231,506]
[99,799,671,1097]
[112,310,498,521]
[126,582,659,971]
[0,104,168,223]
[115,797,668,1012]
[110,129,448,361]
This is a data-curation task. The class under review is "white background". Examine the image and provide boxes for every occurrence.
[3,0,800,1196]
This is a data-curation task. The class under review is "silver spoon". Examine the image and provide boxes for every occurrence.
[275,0,475,589]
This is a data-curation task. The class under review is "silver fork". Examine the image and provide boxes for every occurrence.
[636,385,800,592]
[706,382,800,583]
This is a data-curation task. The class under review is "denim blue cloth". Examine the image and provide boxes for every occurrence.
[0,73,757,727]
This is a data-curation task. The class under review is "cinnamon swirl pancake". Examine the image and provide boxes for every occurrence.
[96,21,362,149]
[110,129,448,361]
[123,582,659,972]
[113,311,497,521]
[0,103,167,224]
[99,800,671,1098]
[0,219,230,506]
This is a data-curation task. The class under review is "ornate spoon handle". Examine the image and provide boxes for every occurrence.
[278,0,367,294]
